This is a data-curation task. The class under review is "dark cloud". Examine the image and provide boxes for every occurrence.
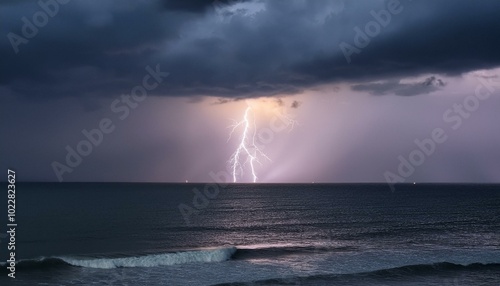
[160,0,247,13]
[291,100,301,108]
[351,76,447,96]
[212,97,234,105]
[160,0,216,13]
[1,0,500,102]
[422,76,446,87]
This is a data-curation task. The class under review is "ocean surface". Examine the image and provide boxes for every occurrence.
[1,183,499,285]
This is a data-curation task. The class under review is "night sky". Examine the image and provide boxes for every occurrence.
[1,0,500,183]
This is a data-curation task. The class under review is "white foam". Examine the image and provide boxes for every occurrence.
[59,247,237,269]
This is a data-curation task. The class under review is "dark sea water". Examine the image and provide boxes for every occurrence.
[1,183,499,285]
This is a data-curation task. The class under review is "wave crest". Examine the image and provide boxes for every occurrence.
[1,247,237,270]
[62,247,237,269]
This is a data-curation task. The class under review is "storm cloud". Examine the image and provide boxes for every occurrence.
[2,0,500,101]
[351,76,447,96]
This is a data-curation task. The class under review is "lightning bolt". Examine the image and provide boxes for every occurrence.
[228,105,270,183]
[227,101,298,183]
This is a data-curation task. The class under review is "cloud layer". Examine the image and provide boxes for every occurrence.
[2,0,500,100]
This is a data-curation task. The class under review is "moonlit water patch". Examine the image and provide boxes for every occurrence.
[59,247,237,269]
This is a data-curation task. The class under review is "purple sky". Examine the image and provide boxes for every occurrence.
[1,0,500,183]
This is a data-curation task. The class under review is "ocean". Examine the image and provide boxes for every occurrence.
[1,183,499,285]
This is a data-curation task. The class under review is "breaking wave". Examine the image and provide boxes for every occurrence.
[0,247,237,270]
